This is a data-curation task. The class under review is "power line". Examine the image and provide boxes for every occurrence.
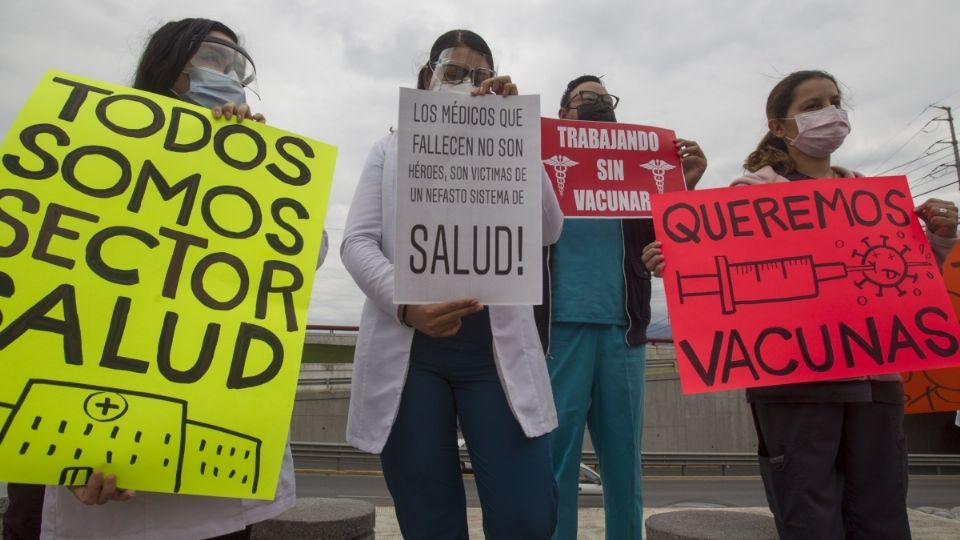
[855,106,939,171]
[912,177,960,198]
[902,153,950,179]
[876,141,950,176]
[868,116,942,174]
[909,162,955,189]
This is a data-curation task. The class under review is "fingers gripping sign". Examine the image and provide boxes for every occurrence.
[70,471,136,505]
[212,101,266,123]
[641,241,665,277]
[915,198,959,239]
[474,75,518,97]
[674,138,707,189]
[400,298,483,337]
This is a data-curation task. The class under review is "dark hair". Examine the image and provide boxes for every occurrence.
[133,18,239,97]
[416,30,493,90]
[560,75,604,108]
[744,70,841,174]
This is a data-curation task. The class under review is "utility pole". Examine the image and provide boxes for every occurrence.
[931,105,960,191]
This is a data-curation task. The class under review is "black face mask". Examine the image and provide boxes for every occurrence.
[576,101,617,122]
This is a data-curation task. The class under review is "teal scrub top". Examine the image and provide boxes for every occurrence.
[550,219,626,325]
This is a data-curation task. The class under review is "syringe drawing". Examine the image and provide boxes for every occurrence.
[675,235,935,315]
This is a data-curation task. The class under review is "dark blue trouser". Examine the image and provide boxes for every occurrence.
[380,337,557,540]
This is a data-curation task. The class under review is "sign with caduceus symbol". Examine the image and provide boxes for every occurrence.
[542,155,579,196]
[641,159,676,194]
[541,118,686,218]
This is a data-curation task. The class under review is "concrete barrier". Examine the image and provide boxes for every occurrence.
[251,497,375,540]
[645,510,777,540]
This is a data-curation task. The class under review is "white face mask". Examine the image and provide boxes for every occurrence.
[786,105,851,158]
[432,80,475,95]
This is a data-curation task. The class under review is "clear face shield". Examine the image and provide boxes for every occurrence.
[182,37,259,104]
[428,47,496,93]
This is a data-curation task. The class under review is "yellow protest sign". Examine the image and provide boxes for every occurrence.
[0,71,336,499]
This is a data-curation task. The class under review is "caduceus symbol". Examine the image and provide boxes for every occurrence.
[542,155,579,196]
[641,159,676,194]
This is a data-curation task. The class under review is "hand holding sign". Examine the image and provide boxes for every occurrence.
[914,198,959,239]
[640,240,665,277]
[69,471,136,506]
[675,138,707,188]
[212,101,265,123]
[404,299,484,337]
[475,75,518,96]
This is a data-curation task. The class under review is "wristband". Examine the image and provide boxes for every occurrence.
[400,304,413,327]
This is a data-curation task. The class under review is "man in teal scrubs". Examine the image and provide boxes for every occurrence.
[545,75,707,539]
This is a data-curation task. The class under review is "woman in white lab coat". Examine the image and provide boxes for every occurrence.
[341,29,562,540]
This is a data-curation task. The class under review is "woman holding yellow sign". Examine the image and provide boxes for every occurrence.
[0,17,305,540]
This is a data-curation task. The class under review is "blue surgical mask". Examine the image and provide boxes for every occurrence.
[177,67,247,108]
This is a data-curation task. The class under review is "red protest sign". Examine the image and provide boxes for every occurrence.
[652,176,960,394]
[540,118,685,218]
[903,242,960,413]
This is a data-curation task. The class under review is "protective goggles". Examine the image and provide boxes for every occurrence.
[429,47,496,87]
[186,37,259,97]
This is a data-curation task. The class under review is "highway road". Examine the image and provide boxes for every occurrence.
[295,472,960,509]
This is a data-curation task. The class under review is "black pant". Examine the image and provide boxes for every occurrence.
[751,401,911,540]
[3,484,44,540]
[210,526,252,540]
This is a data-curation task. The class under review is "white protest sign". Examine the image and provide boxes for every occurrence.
[395,88,542,304]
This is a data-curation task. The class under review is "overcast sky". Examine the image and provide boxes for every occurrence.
[2,0,959,336]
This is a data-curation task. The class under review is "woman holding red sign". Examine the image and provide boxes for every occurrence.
[642,70,957,540]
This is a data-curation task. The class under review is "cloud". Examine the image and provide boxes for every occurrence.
[2,0,958,335]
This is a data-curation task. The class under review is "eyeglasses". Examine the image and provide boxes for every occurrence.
[431,59,497,87]
[568,90,619,109]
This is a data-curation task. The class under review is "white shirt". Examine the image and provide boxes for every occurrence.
[341,131,563,453]
[40,442,296,540]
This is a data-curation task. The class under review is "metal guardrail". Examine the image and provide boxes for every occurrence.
[291,442,960,476]
[297,377,353,388]
[306,325,674,344]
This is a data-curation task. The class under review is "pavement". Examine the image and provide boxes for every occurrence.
[5,483,959,538]
[373,505,960,539]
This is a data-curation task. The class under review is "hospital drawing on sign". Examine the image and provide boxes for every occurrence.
[676,235,935,314]
[0,379,262,495]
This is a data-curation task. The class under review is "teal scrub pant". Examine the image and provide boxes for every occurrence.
[548,322,646,540]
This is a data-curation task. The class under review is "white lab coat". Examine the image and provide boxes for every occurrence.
[342,131,562,454]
